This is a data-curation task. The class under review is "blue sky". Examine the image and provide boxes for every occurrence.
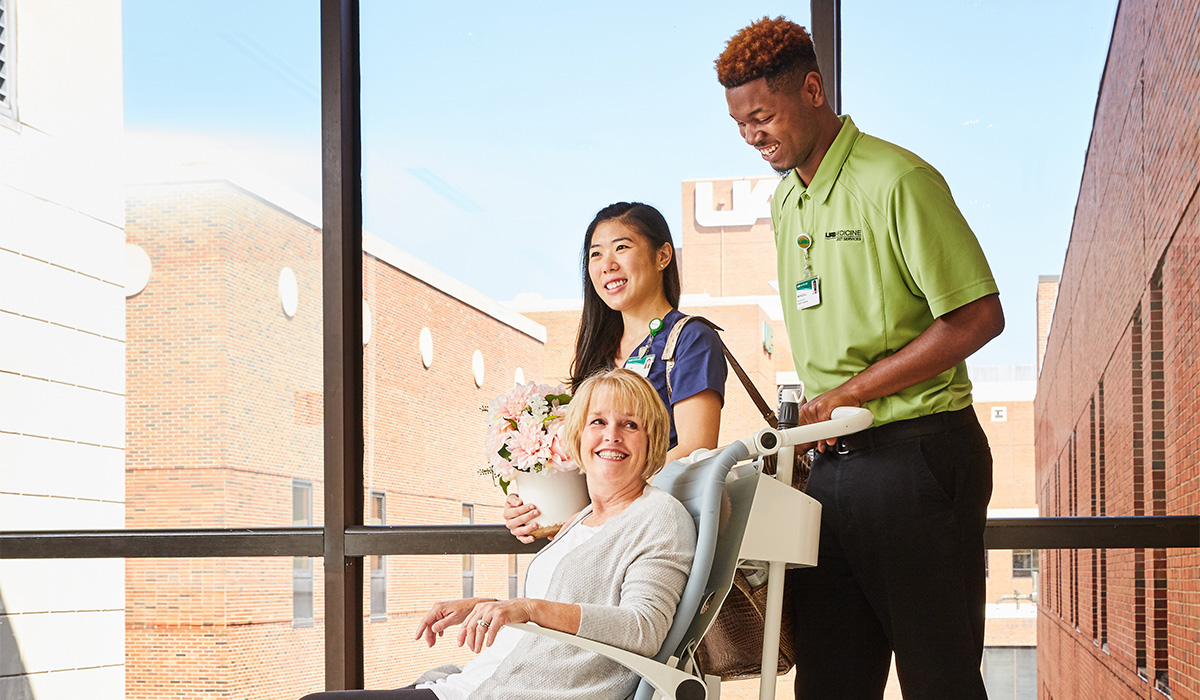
[123,0,1119,367]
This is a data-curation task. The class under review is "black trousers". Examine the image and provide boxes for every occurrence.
[788,408,992,700]
[299,691,436,700]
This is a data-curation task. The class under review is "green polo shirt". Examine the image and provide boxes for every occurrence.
[772,115,998,426]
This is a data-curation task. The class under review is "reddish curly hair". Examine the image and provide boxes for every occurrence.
[715,16,819,91]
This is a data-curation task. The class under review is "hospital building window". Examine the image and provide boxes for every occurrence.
[369,491,387,621]
[292,479,314,627]
[462,504,474,598]
[1013,549,1038,578]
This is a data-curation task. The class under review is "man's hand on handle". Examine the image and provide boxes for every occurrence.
[794,294,1005,452]
[795,384,864,452]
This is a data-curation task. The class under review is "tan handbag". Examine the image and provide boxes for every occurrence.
[662,314,810,679]
[694,569,797,679]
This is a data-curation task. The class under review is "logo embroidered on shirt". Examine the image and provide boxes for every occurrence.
[824,229,863,242]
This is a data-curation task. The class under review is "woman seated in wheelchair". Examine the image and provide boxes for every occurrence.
[302,367,697,700]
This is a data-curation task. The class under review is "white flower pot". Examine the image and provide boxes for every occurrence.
[514,469,590,538]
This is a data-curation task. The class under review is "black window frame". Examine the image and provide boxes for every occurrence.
[0,2,1196,693]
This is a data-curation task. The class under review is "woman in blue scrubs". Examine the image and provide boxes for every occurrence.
[504,202,727,542]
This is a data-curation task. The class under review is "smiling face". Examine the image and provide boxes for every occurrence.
[563,368,670,481]
[578,385,650,487]
[726,74,825,179]
[587,220,672,313]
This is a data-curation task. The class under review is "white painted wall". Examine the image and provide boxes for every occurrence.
[0,0,125,698]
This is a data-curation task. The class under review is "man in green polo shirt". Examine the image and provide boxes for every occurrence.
[717,17,1004,700]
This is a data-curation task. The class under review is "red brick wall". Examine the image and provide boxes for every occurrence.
[1037,276,1059,375]
[977,401,1037,511]
[519,308,581,386]
[125,181,544,697]
[1034,1,1200,697]
[976,400,1038,648]
[682,303,778,444]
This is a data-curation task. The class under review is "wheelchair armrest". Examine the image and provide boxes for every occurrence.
[504,622,707,700]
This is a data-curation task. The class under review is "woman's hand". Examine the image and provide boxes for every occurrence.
[458,598,582,653]
[458,599,536,653]
[414,597,495,647]
[503,493,541,544]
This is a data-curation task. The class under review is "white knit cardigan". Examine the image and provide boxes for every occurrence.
[471,486,696,700]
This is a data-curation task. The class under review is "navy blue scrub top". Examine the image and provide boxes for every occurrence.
[623,308,727,449]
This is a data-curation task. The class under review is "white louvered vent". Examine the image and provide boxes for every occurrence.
[0,0,10,113]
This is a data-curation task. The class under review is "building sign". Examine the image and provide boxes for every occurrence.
[694,180,774,228]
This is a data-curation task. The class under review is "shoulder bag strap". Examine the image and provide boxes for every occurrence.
[664,315,779,429]
[661,315,693,405]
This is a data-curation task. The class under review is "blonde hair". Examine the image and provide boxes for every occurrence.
[562,368,670,482]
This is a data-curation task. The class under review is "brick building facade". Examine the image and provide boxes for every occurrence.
[974,369,1039,651]
[1034,0,1200,698]
[125,178,546,697]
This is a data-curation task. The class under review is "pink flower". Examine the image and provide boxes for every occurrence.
[482,381,577,480]
[489,387,528,426]
[546,425,577,472]
[508,415,553,471]
[485,424,514,476]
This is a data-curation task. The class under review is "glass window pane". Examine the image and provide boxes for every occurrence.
[368,494,387,618]
[294,563,315,626]
[2,556,324,698]
[370,492,385,526]
[842,1,1117,368]
[129,556,327,693]
[293,481,314,579]
[356,2,814,532]
[126,5,322,532]
[4,2,325,536]
[1013,550,1037,578]
[370,575,387,621]
[1,0,127,537]
[461,504,475,599]
[294,481,313,527]
[363,555,532,688]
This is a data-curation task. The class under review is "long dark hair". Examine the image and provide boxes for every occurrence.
[569,202,681,391]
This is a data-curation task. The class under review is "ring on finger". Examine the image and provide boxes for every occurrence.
[477,620,490,628]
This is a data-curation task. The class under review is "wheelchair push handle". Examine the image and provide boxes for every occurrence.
[675,406,874,466]
[744,406,873,458]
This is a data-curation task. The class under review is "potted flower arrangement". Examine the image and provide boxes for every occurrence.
[481,381,589,538]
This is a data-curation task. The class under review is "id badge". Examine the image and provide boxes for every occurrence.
[796,276,821,310]
[623,353,654,377]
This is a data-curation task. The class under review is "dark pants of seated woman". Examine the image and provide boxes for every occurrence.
[299,690,436,700]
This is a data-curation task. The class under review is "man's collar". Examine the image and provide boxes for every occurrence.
[785,115,858,205]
